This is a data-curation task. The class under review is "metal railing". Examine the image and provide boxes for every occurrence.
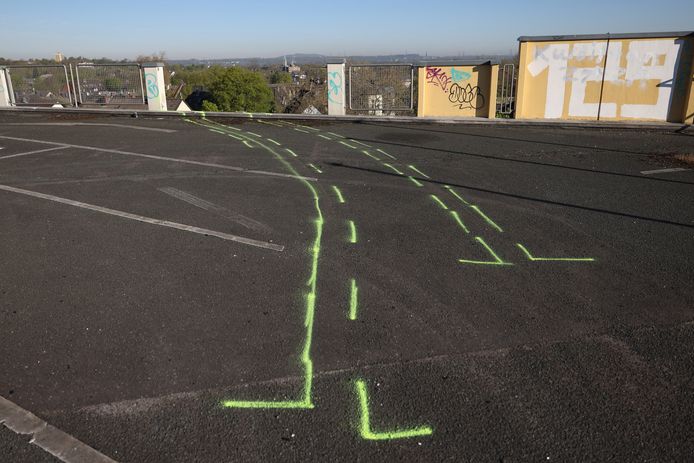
[497,63,516,115]
[75,63,145,105]
[349,64,414,112]
[5,65,73,106]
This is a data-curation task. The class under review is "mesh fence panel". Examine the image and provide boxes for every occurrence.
[76,64,144,104]
[497,64,516,115]
[349,65,413,111]
[7,65,72,106]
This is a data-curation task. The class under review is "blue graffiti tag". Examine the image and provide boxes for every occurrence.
[450,68,471,83]
[145,73,159,99]
[328,71,342,104]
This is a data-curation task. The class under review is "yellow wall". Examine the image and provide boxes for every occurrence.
[684,47,694,124]
[417,64,498,118]
[516,36,694,123]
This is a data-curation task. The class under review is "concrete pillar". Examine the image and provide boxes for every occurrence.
[0,68,12,107]
[142,63,167,111]
[327,61,346,116]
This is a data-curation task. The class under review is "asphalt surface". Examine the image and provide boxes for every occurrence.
[0,112,693,462]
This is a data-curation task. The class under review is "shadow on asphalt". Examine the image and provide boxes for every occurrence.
[327,161,694,230]
[358,121,692,156]
[334,132,694,187]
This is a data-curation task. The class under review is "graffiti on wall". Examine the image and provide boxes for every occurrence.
[328,71,343,105]
[449,83,485,110]
[425,66,485,111]
[450,68,472,82]
[426,66,451,92]
[526,39,682,120]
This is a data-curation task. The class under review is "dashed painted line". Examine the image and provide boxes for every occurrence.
[408,165,430,179]
[382,163,405,176]
[408,176,423,187]
[348,220,358,243]
[430,194,449,210]
[361,150,381,161]
[348,279,359,320]
[332,185,346,204]
[470,205,503,233]
[308,163,323,174]
[339,141,359,149]
[266,138,282,146]
[376,148,397,160]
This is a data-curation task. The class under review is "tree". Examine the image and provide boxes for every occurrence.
[103,77,123,92]
[270,71,292,84]
[203,67,274,113]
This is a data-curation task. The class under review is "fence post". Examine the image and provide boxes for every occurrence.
[0,67,12,107]
[327,60,346,116]
[142,62,167,111]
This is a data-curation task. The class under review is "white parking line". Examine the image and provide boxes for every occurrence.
[640,167,690,175]
[0,145,69,160]
[0,184,285,252]
[0,395,117,463]
[0,122,177,133]
[0,135,316,182]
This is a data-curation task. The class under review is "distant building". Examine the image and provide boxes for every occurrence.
[55,52,64,63]
[282,56,300,74]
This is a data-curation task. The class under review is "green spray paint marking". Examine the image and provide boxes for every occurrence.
[449,210,470,234]
[408,176,423,187]
[430,194,449,211]
[190,117,323,410]
[331,185,346,204]
[383,163,405,176]
[258,120,284,128]
[444,186,470,205]
[470,205,503,233]
[327,131,345,138]
[516,243,595,262]
[408,165,430,179]
[348,220,357,243]
[459,237,513,266]
[318,134,333,140]
[361,150,381,161]
[308,163,323,174]
[285,148,298,157]
[339,141,359,150]
[376,148,397,160]
[350,140,371,148]
[348,279,359,320]
[355,380,433,440]
[266,138,282,146]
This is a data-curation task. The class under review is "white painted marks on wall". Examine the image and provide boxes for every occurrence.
[527,39,682,120]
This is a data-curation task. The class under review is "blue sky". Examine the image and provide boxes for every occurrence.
[2,0,693,59]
